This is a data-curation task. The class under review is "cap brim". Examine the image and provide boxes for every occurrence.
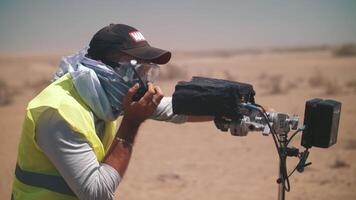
[121,45,171,64]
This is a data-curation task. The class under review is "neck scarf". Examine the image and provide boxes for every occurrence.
[53,48,129,121]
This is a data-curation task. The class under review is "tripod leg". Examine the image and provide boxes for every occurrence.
[278,162,285,200]
[278,133,287,200]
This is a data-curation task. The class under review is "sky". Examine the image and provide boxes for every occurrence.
[0,0,356,54]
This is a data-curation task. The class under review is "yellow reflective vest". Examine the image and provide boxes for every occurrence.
[12,73,117,200]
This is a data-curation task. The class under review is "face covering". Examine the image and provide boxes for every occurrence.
[54,48,160,121]
[80,58,130,119]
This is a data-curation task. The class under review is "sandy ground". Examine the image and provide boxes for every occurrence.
[0,50,355,200]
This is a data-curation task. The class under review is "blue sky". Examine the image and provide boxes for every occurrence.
[0,0,356,54]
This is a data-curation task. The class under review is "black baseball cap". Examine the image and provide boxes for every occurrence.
[87,24,171,64]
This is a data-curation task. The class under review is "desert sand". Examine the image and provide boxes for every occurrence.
[0,49,355,200]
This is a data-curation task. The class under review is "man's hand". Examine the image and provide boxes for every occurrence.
[103,82,164,177]
[122,82,164,126]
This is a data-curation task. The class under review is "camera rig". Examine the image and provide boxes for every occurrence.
[172,76,342,200]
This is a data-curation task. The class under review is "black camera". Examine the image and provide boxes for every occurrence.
[301,98,342,148]
[172,76,255,118]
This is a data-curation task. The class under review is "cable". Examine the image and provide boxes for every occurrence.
[253,103,283,144]
[286,129,301,146]
[286,125,305,146]
[287,165,298,179]
[244,103,291,191]
[246,104,282,147]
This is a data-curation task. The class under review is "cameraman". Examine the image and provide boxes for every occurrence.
[12,24,211,200]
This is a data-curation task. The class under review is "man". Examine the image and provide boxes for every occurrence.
[12,24,211,200]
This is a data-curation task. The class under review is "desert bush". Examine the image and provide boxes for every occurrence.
[269,75,284,94]
[344,139,356,150]
[308,70,326,87]
[258,72,268,80]
[309,71,344,95]
[324,80,343,95]
[258,74,290,95]
[223,70,236,81]
[346,79,356,93]
[0,79,13,106]
[333,44,356,57]
[286,80,298,90]
[330,158,349,169]
[23,77,51,95]
[159,63,187,80]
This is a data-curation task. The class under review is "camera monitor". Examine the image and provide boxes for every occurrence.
[301,98,341,148]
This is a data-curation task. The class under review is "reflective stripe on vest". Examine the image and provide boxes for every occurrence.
[15,164,75,196]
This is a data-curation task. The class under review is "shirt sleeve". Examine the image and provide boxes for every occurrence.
[35,108,120,200]
[150,96,188,124]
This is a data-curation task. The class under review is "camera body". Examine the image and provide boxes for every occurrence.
[301,98,341,148]
[172,76,255,118]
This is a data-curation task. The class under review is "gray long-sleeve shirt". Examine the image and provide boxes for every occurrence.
[35,97,186,200]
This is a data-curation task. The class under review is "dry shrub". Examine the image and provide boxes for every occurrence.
[223,70,236,81]
[0,79,19,106]
[156,173,181,182]
[260,74,285,95]
[309,70,344,95]
[330,158,349,169]
[159,63,187,80]
[258,74,301,95]
[308,70,326,87]
[258,72,305,95]
[324,80,343,95]
[0,79,12,106]
[269,75,284,94]
[258,73,291,95]
[25,78,51,93]
[346,79,356,87]
[344,139,356,150]
[258,72,268,80]
[346,79,356,93]
[286,80,298,91]
[333,44,356,57]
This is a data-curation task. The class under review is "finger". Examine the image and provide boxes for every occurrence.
[153,86,164,104]
[147,82,155,94]
[140,83,155,103]
[123,83,139,106]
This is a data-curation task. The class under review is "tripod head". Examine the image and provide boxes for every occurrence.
[214,103,314,188]
[214,105,299,136]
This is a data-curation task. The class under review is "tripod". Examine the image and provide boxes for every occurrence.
[278,132,288,200]
[277,130,311,200]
